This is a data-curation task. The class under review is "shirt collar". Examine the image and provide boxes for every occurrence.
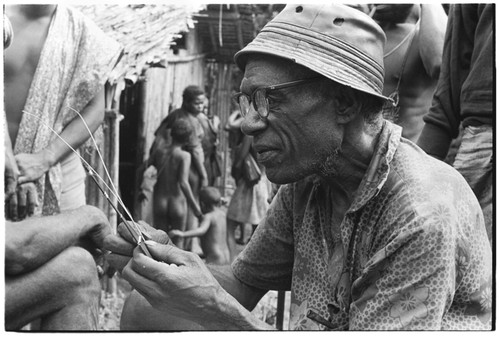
[348,120,402,213]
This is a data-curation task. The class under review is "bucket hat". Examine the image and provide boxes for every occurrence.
[234,4,390,101]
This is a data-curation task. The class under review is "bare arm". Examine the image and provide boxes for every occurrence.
[226,110,243,131]
[123,243,274,330]
[178,152,203,218]
[418,4,448,79]
[234,135,253,167]
[207,263,267,311]
[5,205,110,276]
[16,89,105,184]
[171,215,211,238]
[105,221,271,329]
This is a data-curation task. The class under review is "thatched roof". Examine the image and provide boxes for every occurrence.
[77,4,203,82]
[194,4,285,63]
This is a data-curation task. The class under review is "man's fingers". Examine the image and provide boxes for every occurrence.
[8,194,18,221]
[17,188,27,220]
[117,221,141,243]
[122,257,164,298]
[106,253,131,274]
[129,246,181,283]
[142,241,195,267]
[26,185,38,216]
[103,234,135,256]
[17,175,30,185]
[4,178,16,201]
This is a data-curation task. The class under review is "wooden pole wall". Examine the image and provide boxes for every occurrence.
[206,61,239,198]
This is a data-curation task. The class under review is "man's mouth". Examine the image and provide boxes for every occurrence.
[254,146,280,164]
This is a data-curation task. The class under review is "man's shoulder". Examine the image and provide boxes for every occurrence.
[167,108,186,119]
[209,209,226,225]
[164,108,187,126]
[388,140,480,213]
[392,139,455,176]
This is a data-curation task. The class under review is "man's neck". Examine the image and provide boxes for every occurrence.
[181,104,200,117]
[320,120,382,204]
[16,5,57,19]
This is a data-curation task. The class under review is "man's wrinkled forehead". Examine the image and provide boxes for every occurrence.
[241,54,317,90]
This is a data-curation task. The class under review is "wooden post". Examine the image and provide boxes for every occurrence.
[276,291,286,330]
[103,82,123,295]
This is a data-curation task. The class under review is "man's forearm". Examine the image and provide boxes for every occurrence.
[205,290,276,330]
[204,264,274,330]
[5,206,100,275]
[207,264,266,310]
[43,90,105,167]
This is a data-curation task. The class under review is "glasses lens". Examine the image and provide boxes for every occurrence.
[237,94,251,117]
[253,89,269,118]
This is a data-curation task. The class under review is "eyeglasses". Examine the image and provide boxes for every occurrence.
[233,77,323,120]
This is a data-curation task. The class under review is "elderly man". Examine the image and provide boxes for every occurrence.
[105,4,491,330]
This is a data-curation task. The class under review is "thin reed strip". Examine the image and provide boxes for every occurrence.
[21,109,144,237]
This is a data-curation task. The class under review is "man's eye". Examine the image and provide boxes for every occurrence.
[267,94,282,108]
[267,97,279,109]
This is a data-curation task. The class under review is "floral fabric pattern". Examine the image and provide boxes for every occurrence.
[232,121,492,330]
[389,286,429,326]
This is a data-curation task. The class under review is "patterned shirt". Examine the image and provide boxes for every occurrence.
[232,121,491,330]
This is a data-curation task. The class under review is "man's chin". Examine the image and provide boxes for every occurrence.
[265,166,309,185]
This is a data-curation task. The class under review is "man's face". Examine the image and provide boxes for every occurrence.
[240,57,343,184]
[187,95,206,114]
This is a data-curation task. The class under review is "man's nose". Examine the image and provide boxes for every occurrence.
[240,106,267,136]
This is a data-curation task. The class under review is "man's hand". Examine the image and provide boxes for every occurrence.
[122,242,228,324]
[5,182,38,221]
[76,205,112,256]
[103,220,171,272]
[15,151,52,184]
[168,229,184,238]
[4,145,19,201]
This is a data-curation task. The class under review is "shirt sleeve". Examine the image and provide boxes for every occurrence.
[231,184,295,290]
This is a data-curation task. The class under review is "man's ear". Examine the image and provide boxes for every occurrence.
[333,87,360,124]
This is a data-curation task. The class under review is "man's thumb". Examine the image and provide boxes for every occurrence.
[145,240,187,265]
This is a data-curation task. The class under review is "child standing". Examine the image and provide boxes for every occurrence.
[152,119,203,249]
[169,187,230,265]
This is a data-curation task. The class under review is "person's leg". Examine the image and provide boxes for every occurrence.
[191,145,208,187]
[251,224,258,237]
[168,197,188,249]
[236,222,247,244]
[153,196,168,231]
[226,218,242,263]
[186,166,201,252]
[5,246,101,330]
[120,290,204,331]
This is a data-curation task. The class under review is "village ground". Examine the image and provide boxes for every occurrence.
[98,225,291,330]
